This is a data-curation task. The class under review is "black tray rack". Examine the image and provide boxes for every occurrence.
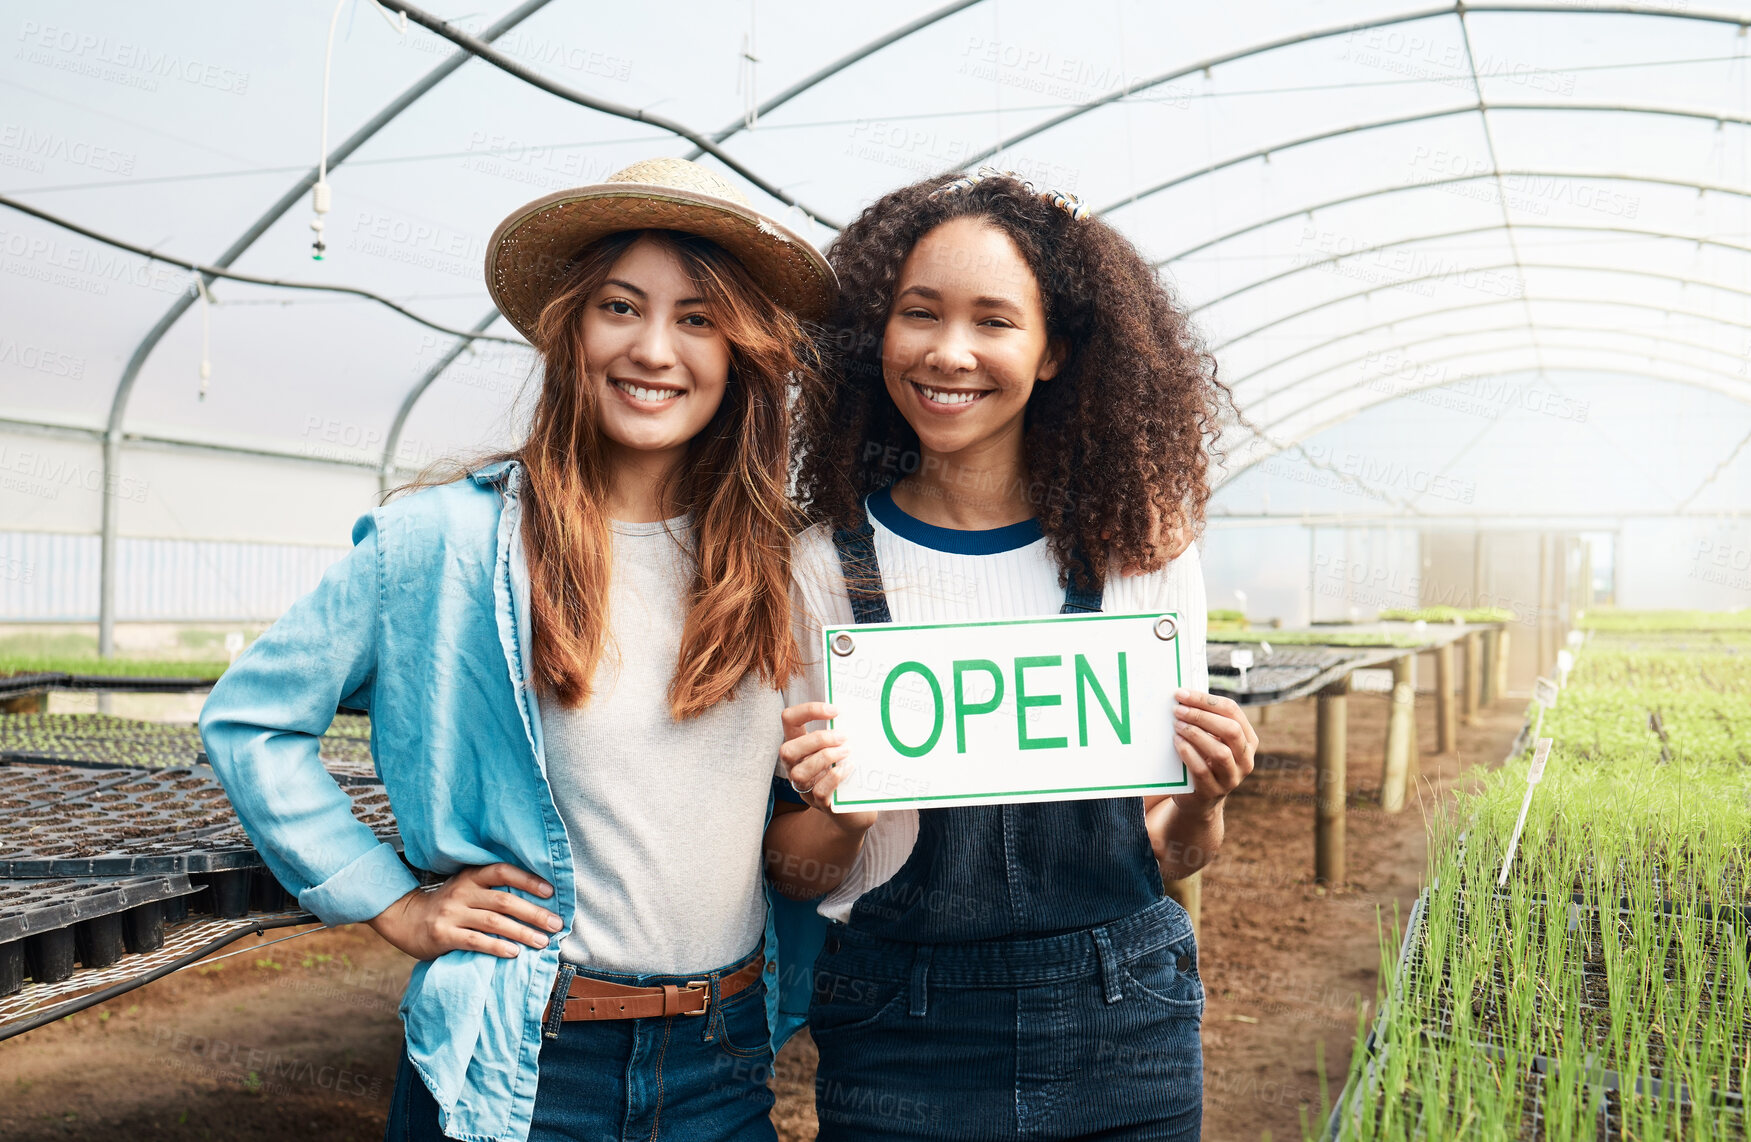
[0,874,203,995]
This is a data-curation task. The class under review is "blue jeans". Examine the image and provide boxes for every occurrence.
[810,896,1204,1141]
[384,947,777,1142]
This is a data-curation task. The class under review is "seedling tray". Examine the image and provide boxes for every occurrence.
[0,908,313,1043]
[0,873,204,994]
[1,713,380,783]
[0,761,401,877]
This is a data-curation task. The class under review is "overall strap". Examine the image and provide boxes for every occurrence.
[1060,546,1104,614]
[832,510,892,626]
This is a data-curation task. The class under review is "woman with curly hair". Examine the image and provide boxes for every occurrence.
[762,170,1258,1141]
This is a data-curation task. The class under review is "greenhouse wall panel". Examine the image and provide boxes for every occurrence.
[0,532,346,622]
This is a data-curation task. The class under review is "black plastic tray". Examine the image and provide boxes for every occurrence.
[0,761,401,876]
[0,874,199,944]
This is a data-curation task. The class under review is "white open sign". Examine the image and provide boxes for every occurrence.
[823,611,1186,811]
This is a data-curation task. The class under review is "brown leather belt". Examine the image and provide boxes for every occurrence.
[543,957,764,1023]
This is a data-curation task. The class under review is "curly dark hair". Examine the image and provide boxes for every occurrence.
[794,173,1228,590]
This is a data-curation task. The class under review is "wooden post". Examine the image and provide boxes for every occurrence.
[1435,643,1457,754]
[1480,629,1498,706]
[1380,655,1416,812]
[1254,702,1270,726]
[1494,627,1511,699]
[1315,677,1348,886]
[1165,871,1201,933]
[1462,632,1481,725]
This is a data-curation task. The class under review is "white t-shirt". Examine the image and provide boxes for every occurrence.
[542,517,780,974]
[785,489,1209,922]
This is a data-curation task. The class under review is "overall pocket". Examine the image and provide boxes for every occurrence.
[1120,934,1206,1019]
[807,951,907,1038]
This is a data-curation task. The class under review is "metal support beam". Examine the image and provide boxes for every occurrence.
[97,0,557,657]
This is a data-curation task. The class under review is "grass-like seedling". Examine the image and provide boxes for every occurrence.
[1377,606,1517,624]
[1326,612,1751,1140]
[0,655,229,681]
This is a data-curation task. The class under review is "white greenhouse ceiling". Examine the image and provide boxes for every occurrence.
[5,0,1751,539]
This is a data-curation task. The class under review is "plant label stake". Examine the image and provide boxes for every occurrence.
[1566,630,1584,651]
[1498,738,1552,888]
[1530,676,1558,745]
[1230,647,1254,690]
[1556,649,1575,687]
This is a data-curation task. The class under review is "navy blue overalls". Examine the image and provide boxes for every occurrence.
[807,507,1207,1142]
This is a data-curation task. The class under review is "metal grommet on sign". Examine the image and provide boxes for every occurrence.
[831,632,855,657]
[1154,616,1178,642]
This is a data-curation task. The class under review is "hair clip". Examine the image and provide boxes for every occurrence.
[930,165,1092,221]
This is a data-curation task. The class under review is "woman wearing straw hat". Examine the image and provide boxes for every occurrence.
[201,158,835,1142]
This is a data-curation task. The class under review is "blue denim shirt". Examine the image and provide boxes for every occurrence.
[199,460,824,1142]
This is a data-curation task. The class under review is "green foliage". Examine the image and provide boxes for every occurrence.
[1328,613,1751,1140]
[1207,630,1424,647]
[1579,608,1751,632]
[1377,606,1517,624]
[0,655,228,680]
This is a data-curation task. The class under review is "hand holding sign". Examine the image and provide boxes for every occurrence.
[824,612,1189,812]
[777,702,877,832]
[1169,689,1258,811]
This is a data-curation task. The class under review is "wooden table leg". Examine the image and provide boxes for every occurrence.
[1165,871,1201,933]
[1380,655,1415,813]
[1316,677,1349,885]
[1480,629,1498,706]
[1,693,47,714]
[1435,644,1457,754]
[1495,627,1511,698]
[1462,632,1481,725]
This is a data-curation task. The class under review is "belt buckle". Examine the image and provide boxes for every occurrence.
[681,979,710,1016]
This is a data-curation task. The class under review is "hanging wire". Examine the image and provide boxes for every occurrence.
[738,0,760,130]
[314,0,409,260]
[192,266,215,400]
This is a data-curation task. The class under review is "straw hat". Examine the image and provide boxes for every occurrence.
[484,157,836,339]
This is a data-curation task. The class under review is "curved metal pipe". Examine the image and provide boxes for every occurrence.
[1240,324,1751,433]
[389,1,841,228]
[378,310,523,494]
[687,0,986,157]
[954,3,1751,177]
[97,0,556,655]
[1212,244,1751,354]
[1227,294,1751,395]
[1215,354,1751,490]
[1163,171,1751,271]
[1097,103,1751,224]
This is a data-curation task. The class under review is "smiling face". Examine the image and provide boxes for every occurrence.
[581,235,732,464]
[881,216,1062,459]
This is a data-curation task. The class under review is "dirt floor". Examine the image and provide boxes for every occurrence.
[0,690,1526,1142]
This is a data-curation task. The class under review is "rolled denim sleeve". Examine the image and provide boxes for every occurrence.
[199,512,419,926]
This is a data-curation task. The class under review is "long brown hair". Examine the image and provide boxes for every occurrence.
[797,175,1227,589]
[466,229,814,718]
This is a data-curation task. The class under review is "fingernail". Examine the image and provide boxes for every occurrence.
[1174,689,1190,701]
[540,883,554,897]
[547,915,562,931]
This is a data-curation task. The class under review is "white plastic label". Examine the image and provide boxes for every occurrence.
[1528,738,1552,784]
[824,611,1186,811]
[1533,677,1559,709]
[1229,648,1255,670]
[1567,630,1584,650]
